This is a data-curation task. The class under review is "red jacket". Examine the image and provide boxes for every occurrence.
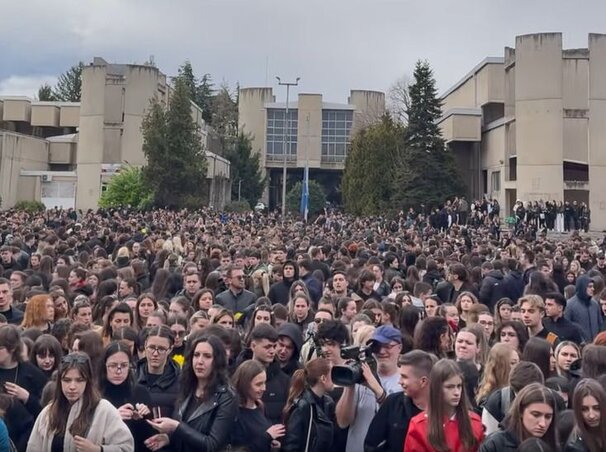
[403,411,484,452]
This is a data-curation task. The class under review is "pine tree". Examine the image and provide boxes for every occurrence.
[52,62,84,102]
[177,61,197,102]
[392,60,465,210]
[286,180,326,215]
[37,84,56,101]
[226,132,266,206]
[342,115,405,215]
[197,74,214,124]
[141,75,208,208]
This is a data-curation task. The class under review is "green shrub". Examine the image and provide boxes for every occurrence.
[14,200,46,213]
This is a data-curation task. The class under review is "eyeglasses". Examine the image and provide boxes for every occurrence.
[106,363,130,371]
[172,330,186,337]
[379,343,400,351]
[62,354,90,365]
[146,345,169,355]
[314,318,327,324]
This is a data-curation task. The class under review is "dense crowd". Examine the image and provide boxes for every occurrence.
[0,205,605,452]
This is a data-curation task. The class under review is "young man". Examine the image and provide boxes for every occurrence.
[543,292,584,345]
[0,278,24,325]
[215,265,257,315]
[336,326,402,452]
[565,274,601,343]
[250,324,290,424]
[276,323,302,376]
[365,350,435,452]
[520,295,559,347]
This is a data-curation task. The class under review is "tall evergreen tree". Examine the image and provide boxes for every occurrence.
[392,60,465,210]
[141,76,207,208]
[52,62,84,102]
[225,132,266,206]
[177,61,197,102]
[37,83,56,101]
[212,84,238,149]
[342,115,405,215]
[197,74,214,124]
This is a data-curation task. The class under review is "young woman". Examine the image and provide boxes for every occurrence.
[135,325,180,418]
[49,291,70,321]
[555,341,581,381]
[135,293,158,331]
[169,297,193,318]
[281,357,335,451]
[192,288,215,313]
[102,302,134,346]
[405,358,484,451]
[145,335,237,452]
[522,337,555,381]
[479,383,558,451]
[414,316,451,359]
[211,309,235,329]
[566,378,606,452]
[456,291,478,328]
[99,341,155,452]
[244,305,275,345]
[496,321,529,353]
[27,352,134,451]
[71,300,93,327]
[476,343,520,408]
[230,360,285,452]
[21,294,54,332]
[167,314,188,363]
[440,303,461,331]
[494,298,514,327]
[30,334,63,379]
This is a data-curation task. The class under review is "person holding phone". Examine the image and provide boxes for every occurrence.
[99,341,155,451]
[27,352,134,451]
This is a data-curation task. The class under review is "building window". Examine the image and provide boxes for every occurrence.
[321,110,353,162]
[491,171,501,192]
[266,109,298,160]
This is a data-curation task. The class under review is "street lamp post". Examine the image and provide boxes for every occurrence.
[276,76,300,218]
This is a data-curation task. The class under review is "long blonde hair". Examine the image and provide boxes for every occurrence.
[476,343,517,403]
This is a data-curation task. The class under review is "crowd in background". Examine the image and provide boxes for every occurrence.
[0,205,604,451]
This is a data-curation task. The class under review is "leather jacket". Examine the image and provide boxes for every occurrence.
[282,389,334,452]
[170,384,237,452]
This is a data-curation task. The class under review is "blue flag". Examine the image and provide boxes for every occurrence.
[300,166,309,221]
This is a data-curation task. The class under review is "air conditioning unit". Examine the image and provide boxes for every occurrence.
[41,174,53,182]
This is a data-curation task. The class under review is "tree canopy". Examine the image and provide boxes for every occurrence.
[391,60,465,210]
[342,115,405,215]
[141,75,208,208]
[225,132,266,207]
[99,166,153,209]
[286,180,326,216]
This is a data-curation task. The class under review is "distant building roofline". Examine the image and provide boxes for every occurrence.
[441,57,504,99]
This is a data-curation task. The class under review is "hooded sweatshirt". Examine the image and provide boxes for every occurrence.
[277,323,303,376]
[268,260,299,305]
[564,275,601,342]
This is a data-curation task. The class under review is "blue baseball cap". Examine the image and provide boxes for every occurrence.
[369,326,402,345]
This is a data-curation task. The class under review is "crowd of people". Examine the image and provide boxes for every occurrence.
[0,205,605,451]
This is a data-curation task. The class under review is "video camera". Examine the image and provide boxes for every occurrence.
[331,344,378,386]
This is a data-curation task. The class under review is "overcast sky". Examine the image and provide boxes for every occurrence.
[2,0,605,103]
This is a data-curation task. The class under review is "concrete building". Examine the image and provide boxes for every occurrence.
[0,57,230,210]
[238,87,385,208]
[439,32,606,230]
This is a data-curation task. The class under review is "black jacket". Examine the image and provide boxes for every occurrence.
[501,270,524,302]
[263,361,290,424]
[543,316,585,345]
[565,431,591,452]
[479,430,520,452]
[479,270,505,312]
[170,385,237,452]
[282,389,334,452]
[101,381,156,452]
[230,406,273,452]
[135,358,180,417]
[364,392,422,452]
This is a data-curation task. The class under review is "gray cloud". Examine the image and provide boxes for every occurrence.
[2,0,605,102]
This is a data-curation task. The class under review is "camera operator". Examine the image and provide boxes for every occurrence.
[335,326,402,452]
[317,319,351,452]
